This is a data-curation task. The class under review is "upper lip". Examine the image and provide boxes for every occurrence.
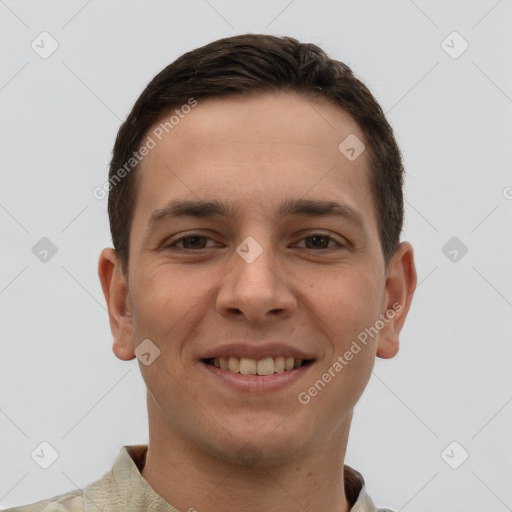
[200,342,316,361]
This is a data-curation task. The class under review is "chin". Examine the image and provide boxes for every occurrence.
[204,414,316,466]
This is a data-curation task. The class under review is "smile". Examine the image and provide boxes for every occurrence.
[203,356,313,376]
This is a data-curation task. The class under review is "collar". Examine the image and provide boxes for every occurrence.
[82,445,380,512]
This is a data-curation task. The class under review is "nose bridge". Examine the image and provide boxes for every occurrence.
[236,235,277,288]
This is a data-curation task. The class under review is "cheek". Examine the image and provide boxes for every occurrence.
[137,263,210,308]
[130,267,204,341]
[304,265,382,332]
[321,271,381,404]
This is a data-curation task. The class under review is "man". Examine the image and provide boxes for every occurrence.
[9,33,416,512]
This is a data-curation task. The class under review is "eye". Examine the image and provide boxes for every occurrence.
[165,234,219,251]
[295,233,345,250]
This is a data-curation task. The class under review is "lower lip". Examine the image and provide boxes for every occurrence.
[200,361,314,392]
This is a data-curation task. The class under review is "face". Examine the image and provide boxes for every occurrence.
[99,91,416,466]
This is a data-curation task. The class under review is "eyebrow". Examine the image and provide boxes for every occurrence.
[146,198,366,231]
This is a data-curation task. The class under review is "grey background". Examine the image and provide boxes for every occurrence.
[1,1,511,510]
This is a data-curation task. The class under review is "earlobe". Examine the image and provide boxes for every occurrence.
[375,302,402,359]
[98,248,136,361]
[376,242,417,359]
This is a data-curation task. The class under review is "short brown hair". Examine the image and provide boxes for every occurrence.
[108,33,404,275]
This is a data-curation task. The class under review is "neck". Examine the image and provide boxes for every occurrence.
[140,401,355,512]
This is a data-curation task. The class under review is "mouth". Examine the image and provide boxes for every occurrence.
[202,356,314,376]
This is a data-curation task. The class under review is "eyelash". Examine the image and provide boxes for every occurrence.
[165,232,345,252]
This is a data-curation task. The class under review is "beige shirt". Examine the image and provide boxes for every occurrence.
[5,445,394,512]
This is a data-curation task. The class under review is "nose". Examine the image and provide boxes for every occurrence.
[216,239,297,324]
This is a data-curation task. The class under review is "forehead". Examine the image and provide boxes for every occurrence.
[145,90,366,165]
[132,90,376,232]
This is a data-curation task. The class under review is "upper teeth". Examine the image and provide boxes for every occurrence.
[211,356,303,375]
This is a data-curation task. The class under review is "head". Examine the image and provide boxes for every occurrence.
[99,34,416,466]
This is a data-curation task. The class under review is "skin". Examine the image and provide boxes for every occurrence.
[98,90,417,512]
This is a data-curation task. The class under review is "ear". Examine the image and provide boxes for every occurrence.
[98,248,135,361]
[376,241,417,359]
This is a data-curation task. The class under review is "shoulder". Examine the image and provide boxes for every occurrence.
[1,488,83,512]
[3,445,137,512]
